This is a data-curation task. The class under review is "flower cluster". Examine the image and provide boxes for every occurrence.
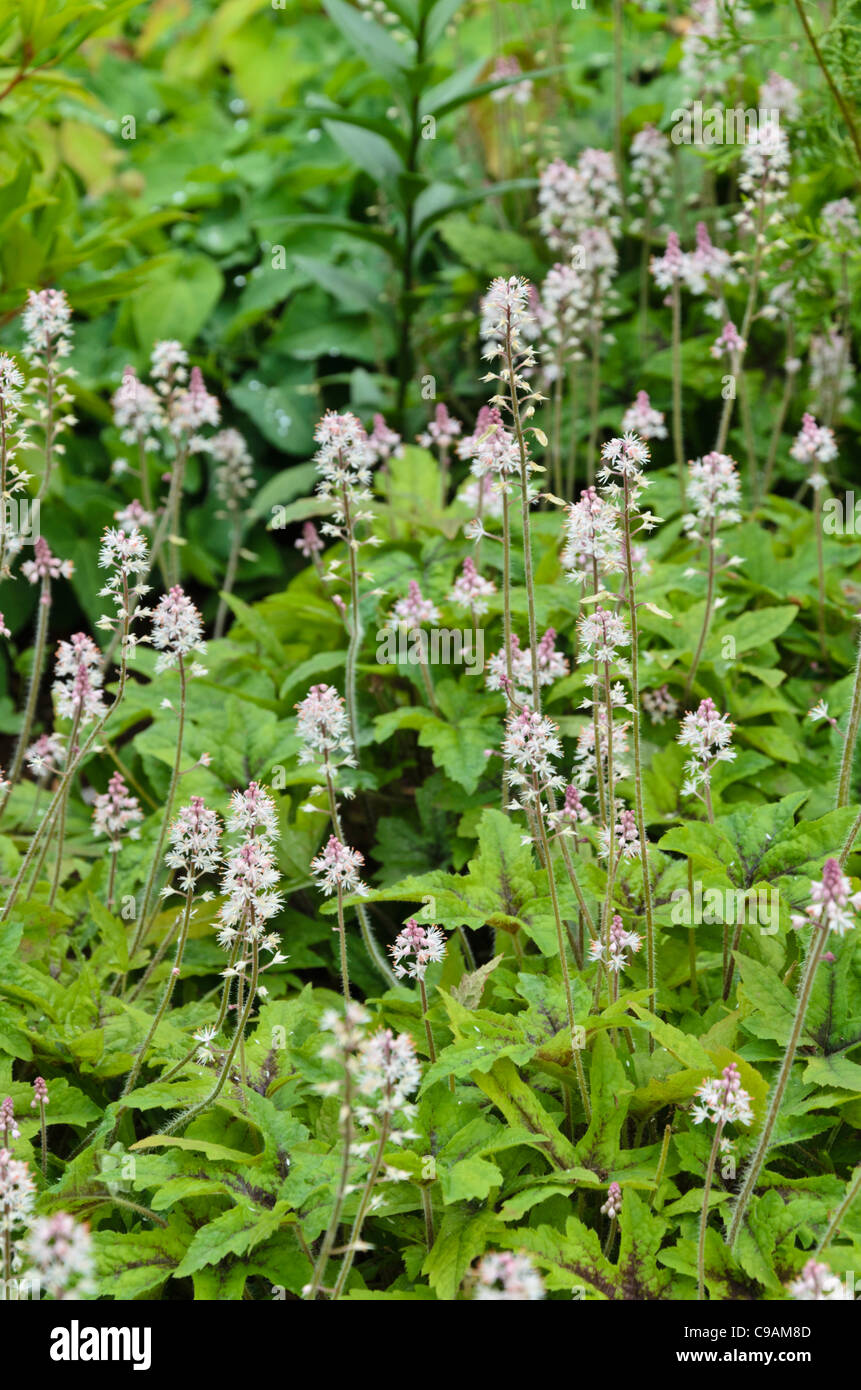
[313,411,375,538]
[165,796,223,890]
[502,706,565,813]
[621,391,667,441]
[489,56,532,105]
[473,1251,545,1301]
[0,353,34,567]
[53,633,107,726]
[598,806,640,861]
[295,684,356,776]
[759,71,801,123]
[112,365,165,449]
[538,150,621,252]
[642,684,679,725]
[388,919,447,982]
[216,783,285,986]
[353,1028,422,1145]
[390,580,440,629]
[683,451,742,538]
[600,1181,623,1218]
[589,914,642,972]
[25,732,65,780]
[790,860,861,939]
[678,698,736,797]
[629,124,672,230]
[417,402,462,453]
[168,365,221,446]
[149,585,207,675]
[365,414,402,465]
[19,1211,95,1299]
[211,428,256,513]
[96,525,152,648]
[21,290,77,496]
[92,771,143,850]
[691,1063,754,1128]
[562,486,622,585]
[710,321,746,361]
[486,630,568,697]
[812,335,855,426]
[20,538,74,587]
[790,412,837,490]
[786,1259,849,1301]
[447,557,496,616]
[735,120,791,239]
[310,835,367,898]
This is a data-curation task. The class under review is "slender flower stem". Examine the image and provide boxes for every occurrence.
[36,344,56,501]
[47,702,82,908]
[418,657,439,715]
[107,844,119,913]
[816,1165,861,1254]
[697,1117,725,1300]
[600,660,617,952]
[621,476,657,1032]
[652,1123,672,1207]
[836,628,861,808]
[533,778,590,1123]
[684,515,717,699]
[305,1066,355,1299]
[119,884,195,1103]
[813,484,828,663]
[758,336,795,504]
[419,977,436,1065]
[214,516,243,640]
[421,1185,434,1249]
[158,935,241,1084]
[728,926,827,1246]
[671,280,685,508]
[323,767,394,990]
[839,808,861,866]
[586,320,601,486]
[566,362,580,498]
[590,562,608,828]
[331,1114,390,1300]
[161,936,260,1136]
[504,320,541,712]
[500,488,514,804]
[128,657,188,963]
[38,1095,48,1178]
[335,885,351,1003]
[341,482,362,753]
[2,579,132,924]
[639,209,653,354]
[0,573,51,821]
[791,0,861,168]
[150,446,186,590]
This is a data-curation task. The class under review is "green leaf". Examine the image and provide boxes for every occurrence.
[93,1222,191,1299]
[473,1056,577,1170]
[323,0,411,76]
[575,1032,634,1176]
[174,1201,292,1277]
[131,255,223,347]
[422,1210,502,1300]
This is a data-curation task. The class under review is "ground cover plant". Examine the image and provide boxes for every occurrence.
[0,0,860,1305]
